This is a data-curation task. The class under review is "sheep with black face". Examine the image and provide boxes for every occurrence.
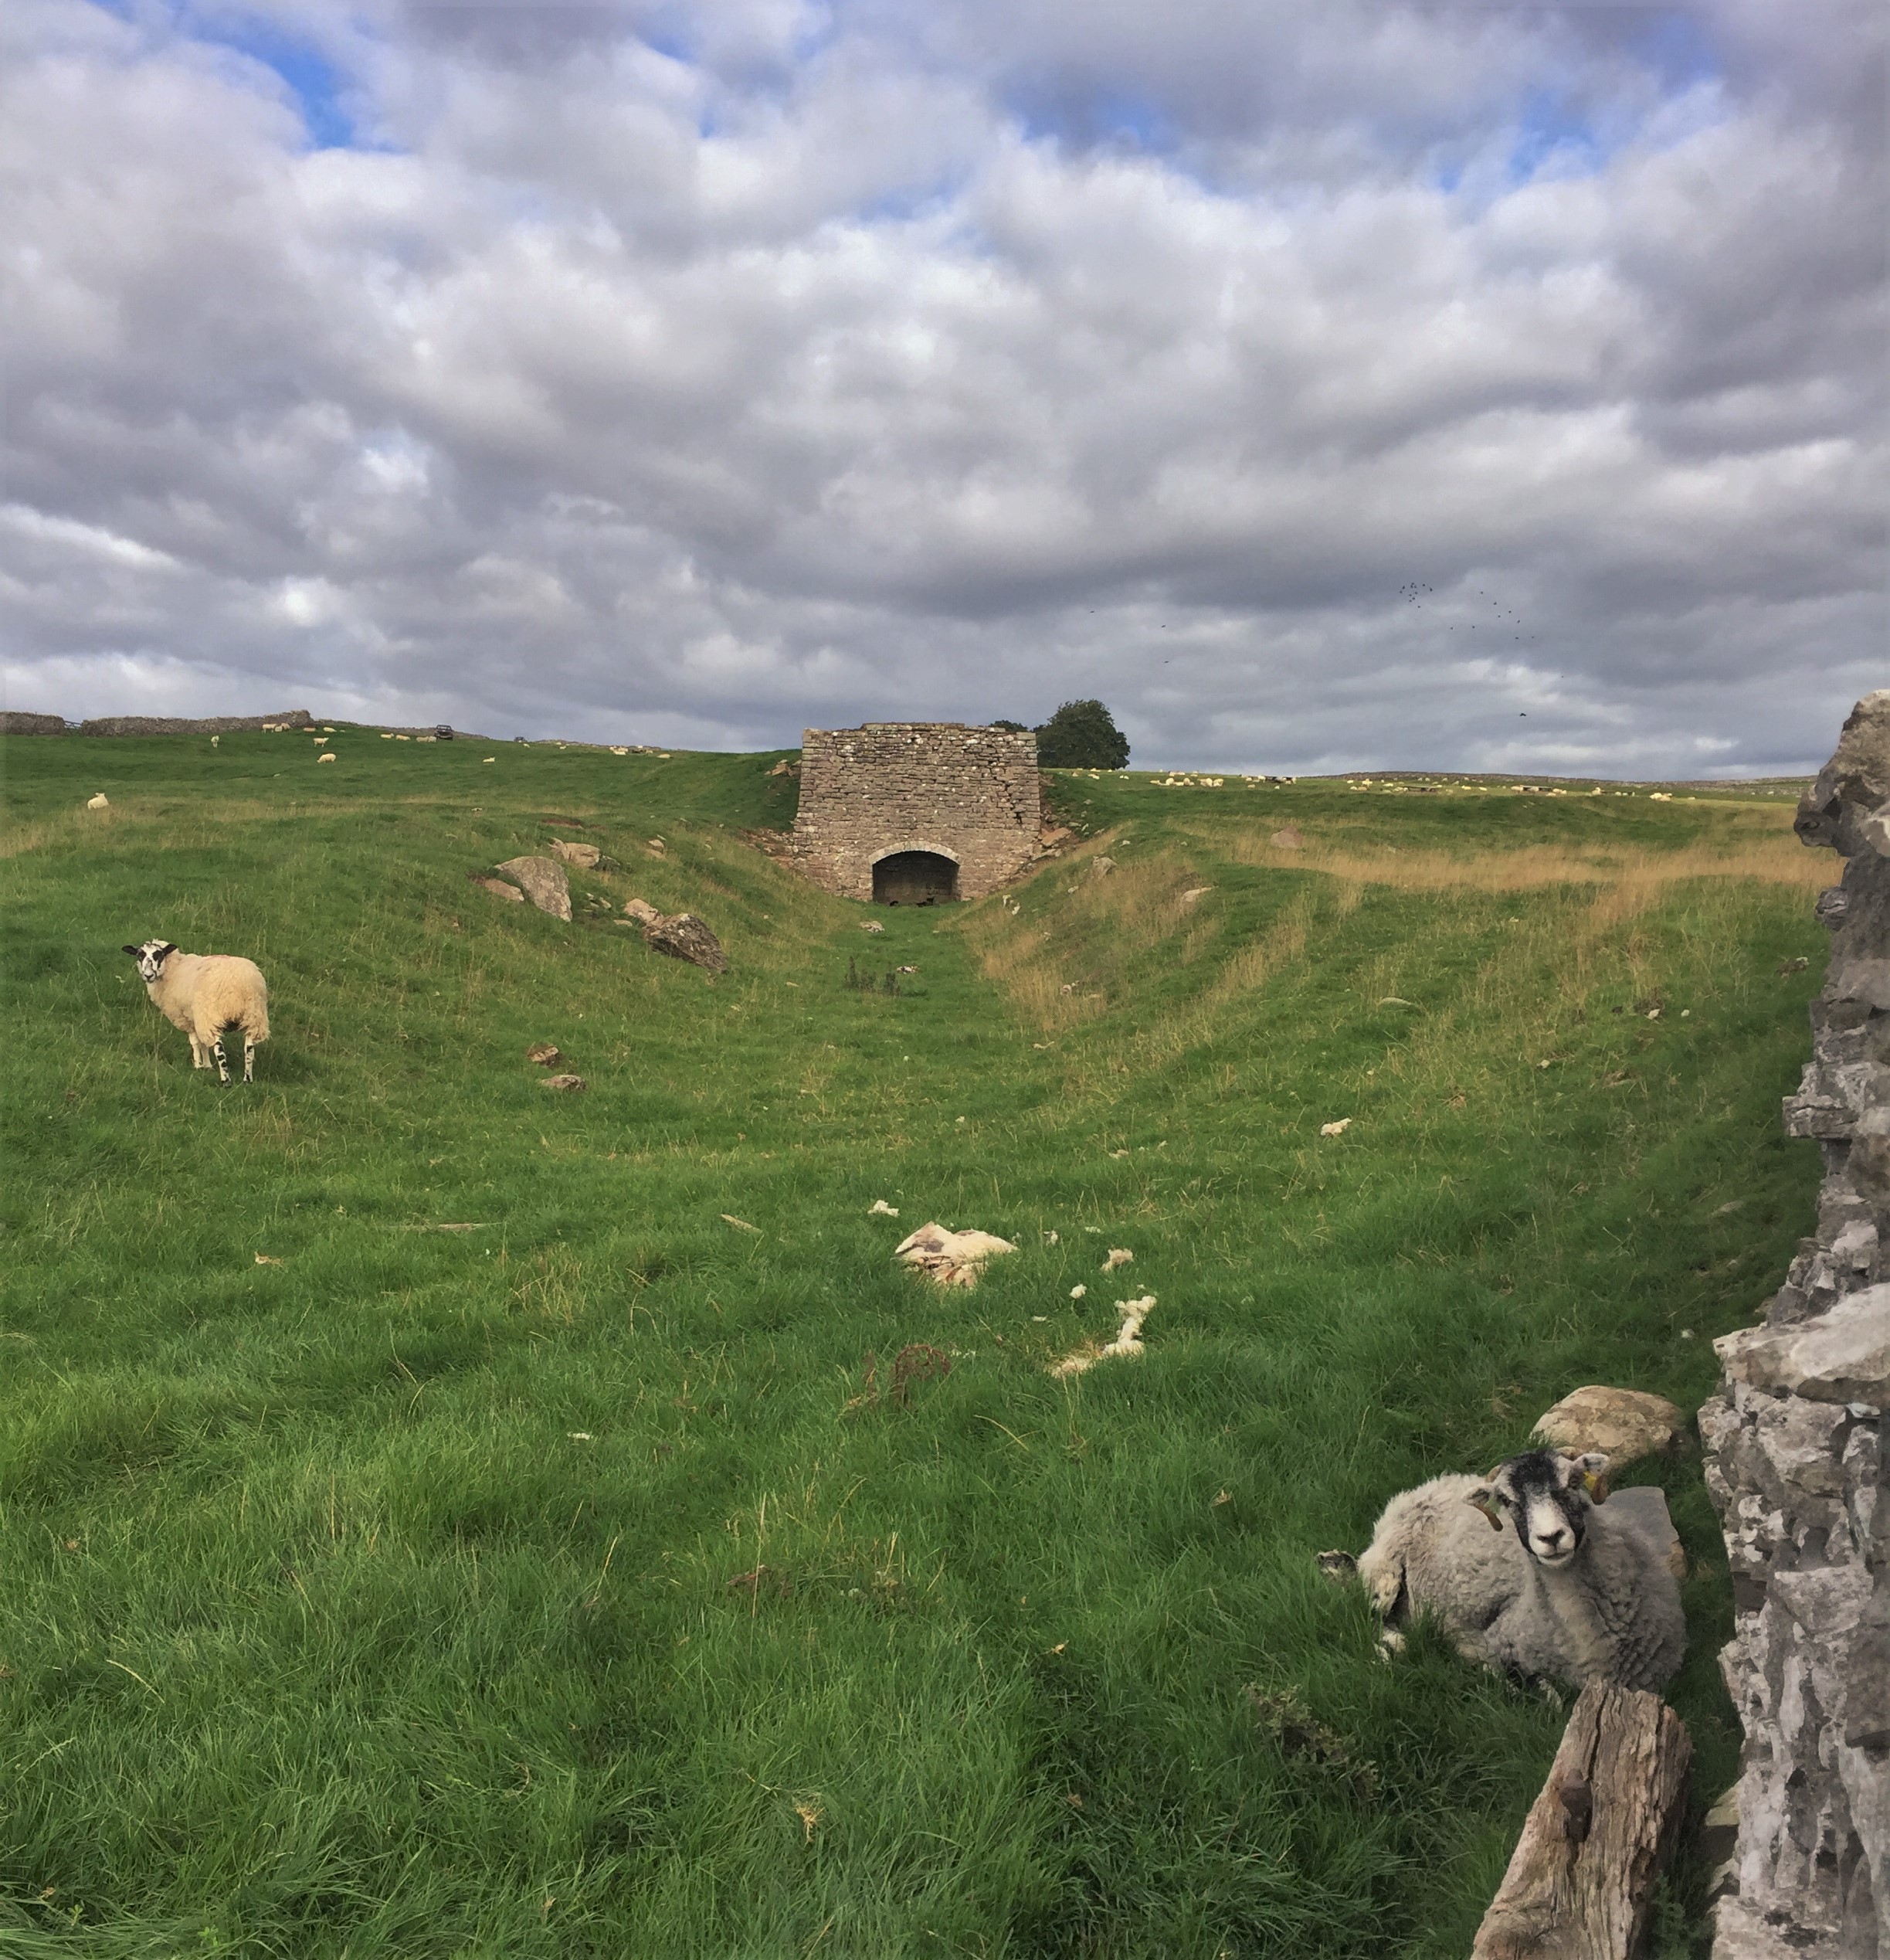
[1324,1447,1685,1691]
[123,940,270,1083]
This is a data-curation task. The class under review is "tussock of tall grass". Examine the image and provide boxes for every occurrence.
[969,814,1827,1043]
[1210,833,1826,897]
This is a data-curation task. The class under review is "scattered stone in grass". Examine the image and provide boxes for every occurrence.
[1379,997,1417,1007]
[721,1214,761,1233]
[1181,887,1213,904]
[894,1221,1016,1288]
[525,1043,563,1065]
[254,1252,283,1265]
[1776,956,1810,976]
[1271,827,1304,849]
[540,1074,585,1092]
[1320,1118,1352,1136]
[643,912,727,973]
[1532,1385,1689,1466]
[548,839,601,868]
[1088,855,1115,879]
[494,855,571,920]
[568,1432,593,1442]
[869,1199,900,1217]
[472,874,525,902]
[1102,1248,1133,1272]
[623,898,662,924]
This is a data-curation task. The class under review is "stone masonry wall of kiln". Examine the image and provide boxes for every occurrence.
[791,723,1042,902]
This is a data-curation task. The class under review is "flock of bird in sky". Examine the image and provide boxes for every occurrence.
[1400,581,1541,713]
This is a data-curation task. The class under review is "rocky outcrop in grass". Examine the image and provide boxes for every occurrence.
[1701,691,1890,1955]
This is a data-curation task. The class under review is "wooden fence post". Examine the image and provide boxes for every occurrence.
[1472,1681,1692,1960]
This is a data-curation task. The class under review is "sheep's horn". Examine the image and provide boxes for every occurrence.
[1467,1493,1505,1531]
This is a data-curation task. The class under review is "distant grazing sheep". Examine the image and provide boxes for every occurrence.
[123,940,270,1083]
[1323,1447,1685,1691]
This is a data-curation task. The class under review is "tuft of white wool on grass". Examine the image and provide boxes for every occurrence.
[122,939,270,1084]
[1331,1447,1685,1690]
[1102,1247,1133,1272]
[869,1199,899,1218]
[1320,1119,1352,1136]
[1048,1295,1155,1379]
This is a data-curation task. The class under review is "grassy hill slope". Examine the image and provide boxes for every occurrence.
[0,732,1827,1958]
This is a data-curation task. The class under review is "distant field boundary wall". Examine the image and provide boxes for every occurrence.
[2,710,314,736]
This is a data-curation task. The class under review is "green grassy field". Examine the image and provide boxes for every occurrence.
[0,729,1827,1957]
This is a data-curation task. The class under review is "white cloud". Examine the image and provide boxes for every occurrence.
[0,0,1881,771]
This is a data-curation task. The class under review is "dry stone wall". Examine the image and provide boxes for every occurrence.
[0,710,314,735]
[791,722,1042,901]
[1702,691,1890,1958]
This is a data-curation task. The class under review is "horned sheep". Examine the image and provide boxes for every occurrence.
[1323,1447,1686,1692]
[123,940,270,1083]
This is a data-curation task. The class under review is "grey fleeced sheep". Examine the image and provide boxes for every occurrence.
[1324,1447,1685,1692]
[124,940,270,1083]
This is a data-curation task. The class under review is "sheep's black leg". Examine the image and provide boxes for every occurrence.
[243,1038,256,1083]
[212,1037,231,1083]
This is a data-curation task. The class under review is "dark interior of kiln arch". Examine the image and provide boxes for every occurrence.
[872,851,959,905]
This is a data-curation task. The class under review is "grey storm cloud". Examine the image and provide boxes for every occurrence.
[1,0,1882,771]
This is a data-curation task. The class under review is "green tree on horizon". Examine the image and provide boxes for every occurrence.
[1034,698,1129,769]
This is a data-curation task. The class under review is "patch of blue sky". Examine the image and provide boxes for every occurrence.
[178,9,363,150]
[1505,88,1610,185]
[1629,8,1721,94]
[856,172,970,227]
[1006,80,1182,161]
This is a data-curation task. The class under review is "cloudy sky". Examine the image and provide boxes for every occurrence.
[2,0,1883,772]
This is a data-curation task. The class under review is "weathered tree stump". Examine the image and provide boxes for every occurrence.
[1472,1681,1691,1960]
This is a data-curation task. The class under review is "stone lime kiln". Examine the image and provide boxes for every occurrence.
[790,722,1042,903]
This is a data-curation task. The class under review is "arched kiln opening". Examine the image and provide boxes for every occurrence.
[872,851,959,905]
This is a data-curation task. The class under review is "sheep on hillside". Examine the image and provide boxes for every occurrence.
[1321,1447,1685,1692]
[123,940,270,1083]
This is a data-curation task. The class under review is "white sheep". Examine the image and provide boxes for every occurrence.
[123,939,270,1083]
[1321,1446,1685,1691]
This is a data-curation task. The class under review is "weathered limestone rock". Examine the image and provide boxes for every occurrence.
[623,898,662,925]
[1271,826,1305,849]
[643,912,727,974]
[493,855,571,920]
[470,874,524,902]
[1701,692,1890,1958]
[548,838,601,868]
[1533,1385,1690,1466]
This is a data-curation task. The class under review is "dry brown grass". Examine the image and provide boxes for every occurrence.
[963,808,1825,1055]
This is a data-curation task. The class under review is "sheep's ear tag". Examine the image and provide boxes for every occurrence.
[1581,1471,1609,1503]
